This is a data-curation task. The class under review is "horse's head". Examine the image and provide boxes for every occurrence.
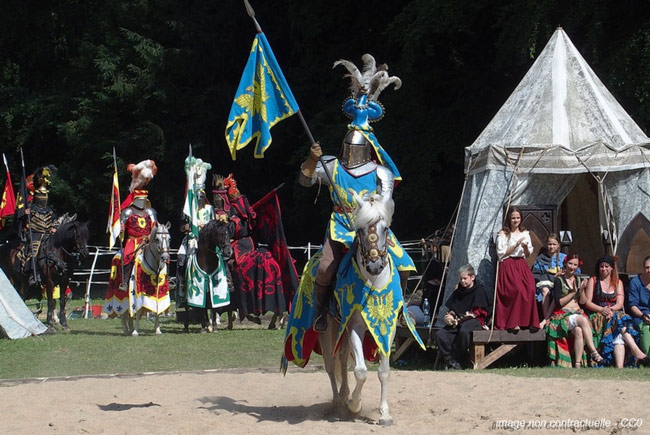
[352,192,394,275]
[200,219,233,260]
[53,219,90,260]
[149,222,171,265]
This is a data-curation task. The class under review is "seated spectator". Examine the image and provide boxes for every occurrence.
[580,255,650,367]
[545,253,602,367]
[495,207,540,331]
[435,264,489,370]
[532,233,574,328]
[627,255,650,355]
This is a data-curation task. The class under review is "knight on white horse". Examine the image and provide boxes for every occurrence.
[283,54,424,425]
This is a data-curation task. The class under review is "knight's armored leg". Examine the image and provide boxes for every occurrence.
[313,282,331,332]
[313,237,343,332]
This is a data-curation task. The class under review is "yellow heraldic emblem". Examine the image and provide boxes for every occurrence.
[1,190,6,209]
[137,216,147,229]
[367,292,394,336]
[234,61,270,122]
[344,283,355,305]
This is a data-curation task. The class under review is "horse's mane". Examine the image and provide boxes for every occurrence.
[51,220,89,248]
[353,194,394,230]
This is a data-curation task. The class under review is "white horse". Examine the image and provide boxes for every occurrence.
[283,193,424,425]
[121,222,171,336]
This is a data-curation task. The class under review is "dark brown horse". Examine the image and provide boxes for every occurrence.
[184,219,234,332]
[0,219,89,331]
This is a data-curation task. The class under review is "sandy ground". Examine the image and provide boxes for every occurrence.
[0,367,647,435]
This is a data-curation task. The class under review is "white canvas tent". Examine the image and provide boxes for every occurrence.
[0,268,48,339]
[439,28,650,320]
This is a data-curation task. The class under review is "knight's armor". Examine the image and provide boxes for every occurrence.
[298,54,414,332]
[120,194,157,267]
[20,166,57,284]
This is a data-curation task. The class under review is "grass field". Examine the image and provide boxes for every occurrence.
[1,299,650,382]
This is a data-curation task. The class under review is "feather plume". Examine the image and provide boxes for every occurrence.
[127,159,157,192]
[333,60,362,83]
[334,54,401,101]
[361,54,376,76]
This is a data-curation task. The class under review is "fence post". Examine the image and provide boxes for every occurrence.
[84,246,101,319]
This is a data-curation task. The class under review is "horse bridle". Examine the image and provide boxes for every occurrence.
[145,227,170,272]
[60,226,82,263]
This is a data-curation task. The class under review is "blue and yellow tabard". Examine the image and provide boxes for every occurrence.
[334,250,424,358]
[327,159,415,272]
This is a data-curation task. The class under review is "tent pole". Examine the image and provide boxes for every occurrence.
[428,157,477,334]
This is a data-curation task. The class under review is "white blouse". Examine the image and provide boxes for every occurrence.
[496,230,533,261]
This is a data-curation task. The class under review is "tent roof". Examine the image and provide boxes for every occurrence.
[466,28,650,175]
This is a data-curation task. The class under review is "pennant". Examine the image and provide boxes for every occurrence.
[15,170,28,221]
[225,32,299,160]
[182,156,200,239]
[0,155,16,227]
[106,155,121,249]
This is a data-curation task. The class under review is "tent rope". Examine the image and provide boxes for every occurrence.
[419,155,480,335]
[574,153,617,253]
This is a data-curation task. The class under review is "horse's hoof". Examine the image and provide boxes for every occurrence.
[62,326,70,333]
[379,417,393,426]
[246,314,262,325]
[347,401,362,415]
[45,326,57,334]
[155,329,162,336]
[131,330,139,337]
[200,327,209,334]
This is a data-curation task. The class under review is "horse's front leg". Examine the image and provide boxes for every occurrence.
[121,312,133,335]
[337,325,350,408]
[154,314,162,335]
[377,352,392,426]
[318,319,341,407]
[45,285,57,329]
[347,314,368,415]
[132,311,142,336]
[59,285,70,332]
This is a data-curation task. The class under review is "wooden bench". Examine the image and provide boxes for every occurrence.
[392,325,434,362]
[471,329,546,370]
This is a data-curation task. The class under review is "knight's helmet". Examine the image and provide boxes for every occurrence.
[212,174,231,220]
[126,159,157,209]
[339,129,372,169]
[333,54,401,169]
[32,165,57,207]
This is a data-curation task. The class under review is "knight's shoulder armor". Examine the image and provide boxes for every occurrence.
[376,165,394,183]
[120,208,134,222]
[145,207,157,222]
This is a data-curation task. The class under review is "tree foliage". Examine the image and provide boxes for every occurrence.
[1,0,650,246]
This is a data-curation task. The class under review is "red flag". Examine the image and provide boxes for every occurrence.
[0,154,16,227]
[251,190,299,303]
[106,151,121,249]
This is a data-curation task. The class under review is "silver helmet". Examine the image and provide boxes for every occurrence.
[339,130,371,169]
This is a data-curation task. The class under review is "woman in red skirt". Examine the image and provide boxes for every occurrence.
[495,207,540,331]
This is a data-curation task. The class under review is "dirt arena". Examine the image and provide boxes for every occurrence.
[0,368,646,434]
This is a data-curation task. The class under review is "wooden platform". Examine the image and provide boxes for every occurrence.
[392,325,433,362]
[471,329,546,370]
